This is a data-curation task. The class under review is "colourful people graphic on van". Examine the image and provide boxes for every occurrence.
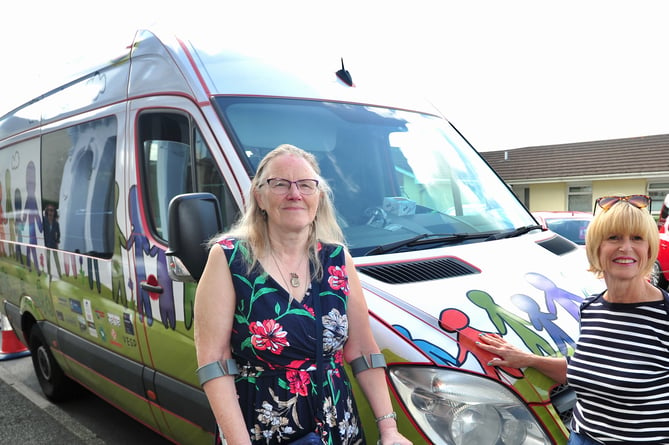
[511,293,574,356]
[467,289,557,357]
[0,180,6,257]
[87,258,100,293]
[439,307,524,380]
[127,186,154,326]
[126,186,176,329]
[14,189,24,265]
[5,169,15,259]
[393,324,458,366]
[112,184,128,308]
[525,272,583,320]
[63,252,78,278]
[23,161,42,275]
[155,242,175,330]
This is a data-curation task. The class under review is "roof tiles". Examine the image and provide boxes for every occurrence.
[480,134,669,182]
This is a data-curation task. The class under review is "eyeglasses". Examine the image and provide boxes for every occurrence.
[594,194,651,214]
[262,178,320,195]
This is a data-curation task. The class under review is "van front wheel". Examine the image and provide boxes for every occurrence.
[29,327,77,402]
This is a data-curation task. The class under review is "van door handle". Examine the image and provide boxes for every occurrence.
[140,281,163,294]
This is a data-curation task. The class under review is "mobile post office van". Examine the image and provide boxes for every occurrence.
[0,29,602,444]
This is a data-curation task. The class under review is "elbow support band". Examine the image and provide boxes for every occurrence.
[350,353,386,376]
[196,358,239,386]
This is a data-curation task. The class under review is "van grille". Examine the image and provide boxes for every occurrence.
[357,257,479,284]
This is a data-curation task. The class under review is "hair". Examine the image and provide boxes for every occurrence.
[214,144,345,279]
[585,200,659,278]
[44,203,59,218]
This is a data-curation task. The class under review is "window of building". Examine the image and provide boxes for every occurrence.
[568,185,592,212]
[648,182,669,214]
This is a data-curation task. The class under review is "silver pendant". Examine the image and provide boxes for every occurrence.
[290,273,300,288]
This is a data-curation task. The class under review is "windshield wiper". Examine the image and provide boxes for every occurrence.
[364,233,491,256]
[486,224,544,241]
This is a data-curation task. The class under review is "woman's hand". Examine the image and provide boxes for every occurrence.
[476,333,533,368]
[477,333,568,383]
[377,426,412,445]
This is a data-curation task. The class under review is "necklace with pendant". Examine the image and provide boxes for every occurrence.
[270,249,307,290]
[289,272,300,288]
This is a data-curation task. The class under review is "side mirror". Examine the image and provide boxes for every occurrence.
[166,193,223,282]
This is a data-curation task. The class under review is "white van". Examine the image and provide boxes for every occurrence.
[0,29,602,444]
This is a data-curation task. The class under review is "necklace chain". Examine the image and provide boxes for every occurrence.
[270,249,306,292]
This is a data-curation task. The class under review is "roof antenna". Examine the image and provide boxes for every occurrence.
[336,58,354,86]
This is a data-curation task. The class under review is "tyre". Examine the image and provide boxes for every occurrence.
[29,327,78,402]
[650,261,668,290]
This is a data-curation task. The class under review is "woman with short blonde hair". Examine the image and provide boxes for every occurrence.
[585,195,659,278]
[479,194,669,445]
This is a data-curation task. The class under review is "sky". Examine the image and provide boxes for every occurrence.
[2,0,669,152]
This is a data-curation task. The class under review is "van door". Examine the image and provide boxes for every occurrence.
[126,96,241,440]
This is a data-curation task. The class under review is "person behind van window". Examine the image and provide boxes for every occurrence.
[478,195,669,445]
[43,204,62,278]
[194,144,411,445]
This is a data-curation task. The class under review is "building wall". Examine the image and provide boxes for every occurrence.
[528,183,566,211]
[592,179,647,198]
[511,179,650,212]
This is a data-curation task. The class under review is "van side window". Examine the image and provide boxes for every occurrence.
[41,116,117,258]
[138,112,239,240]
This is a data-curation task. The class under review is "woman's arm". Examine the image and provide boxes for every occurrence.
[477,333,568,384]
[342,252,412,445]
[194,245,251,445]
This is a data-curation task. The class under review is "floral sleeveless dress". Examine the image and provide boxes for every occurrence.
[217,238,365,445]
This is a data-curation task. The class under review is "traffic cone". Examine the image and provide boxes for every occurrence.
[0,313,30,360]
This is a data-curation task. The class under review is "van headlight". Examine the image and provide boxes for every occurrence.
[389,366,551,445]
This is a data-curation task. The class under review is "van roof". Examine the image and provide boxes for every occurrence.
[0,29,441,142]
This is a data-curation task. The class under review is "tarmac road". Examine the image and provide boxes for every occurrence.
[0,368,94,444]
[0,354,103,444]
[0,350,173,444]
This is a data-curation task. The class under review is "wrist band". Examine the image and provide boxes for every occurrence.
[375,411,397,423]
[196,358,239,386]
[350,353,387,375]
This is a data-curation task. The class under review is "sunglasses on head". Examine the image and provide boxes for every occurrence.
[593,194,651,214]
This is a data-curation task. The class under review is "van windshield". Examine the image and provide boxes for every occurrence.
[214,97,535,256]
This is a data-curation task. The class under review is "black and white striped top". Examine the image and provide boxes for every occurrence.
[566,290,669,444]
